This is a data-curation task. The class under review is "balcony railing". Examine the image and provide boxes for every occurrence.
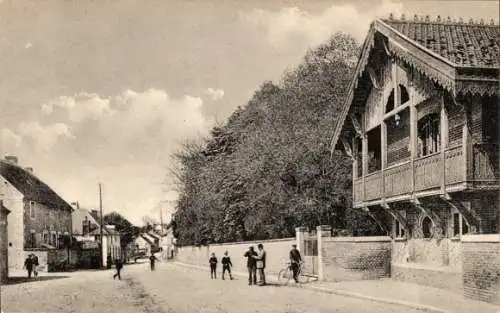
[352,144,498,205]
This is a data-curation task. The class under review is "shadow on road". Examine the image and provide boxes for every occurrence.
[5,275,70,285]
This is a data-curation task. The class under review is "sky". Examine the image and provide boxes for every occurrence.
[0,0,498,225]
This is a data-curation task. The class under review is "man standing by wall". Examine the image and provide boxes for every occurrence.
[244,246,257,285]
[254,244,266,286]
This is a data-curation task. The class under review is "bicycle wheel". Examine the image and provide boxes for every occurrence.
[278,268,291,285]
[297,266,309,283]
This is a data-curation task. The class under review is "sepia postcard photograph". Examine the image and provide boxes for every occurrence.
[0,0,499,312]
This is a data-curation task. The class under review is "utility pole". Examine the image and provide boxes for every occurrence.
[160,206,163,235]
[99,183,104,269]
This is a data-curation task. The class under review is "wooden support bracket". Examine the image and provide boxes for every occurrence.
[363,206,391,236]
[340,136,355,161]
[349,114,363,137]
[381,202,410,235]
[410,198,443,227]
[440,194,479,231]
[366,66,382,90]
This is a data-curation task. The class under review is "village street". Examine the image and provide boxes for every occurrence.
[2,262,424,313]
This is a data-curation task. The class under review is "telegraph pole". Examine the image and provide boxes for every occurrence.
[160,206,164,234]
[99,183,104,268]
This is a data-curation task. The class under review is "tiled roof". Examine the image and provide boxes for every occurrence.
[382,14,500,68]
[0,160,72,211]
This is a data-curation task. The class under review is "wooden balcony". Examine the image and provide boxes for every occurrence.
[353,144,499,207]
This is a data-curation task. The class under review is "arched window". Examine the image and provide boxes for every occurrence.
[422,216,432,238]
[385,84,410,113]
[418,113,441,156]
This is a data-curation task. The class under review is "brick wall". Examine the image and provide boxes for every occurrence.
[23,200,72,249]
[462,235,500,304]
[321,236,391,282]
[176,238,295,276]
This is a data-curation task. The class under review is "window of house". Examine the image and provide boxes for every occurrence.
[418,114,441,157]
[51,232,57,246]
[385,85,410,114]
[43,232,49,244]
[29,201,35,219]
[482,96,499,144]
[452,212,470,238]
[367,127,382,173]
[422,216,432,238]
[29,230,36,248]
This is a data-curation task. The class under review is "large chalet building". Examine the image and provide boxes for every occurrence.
[333,14,499,293]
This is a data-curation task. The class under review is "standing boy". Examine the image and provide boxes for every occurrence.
[209,252,218,279]
[221,251,233,280]
[244,246,257,285]
[149,254,158,271]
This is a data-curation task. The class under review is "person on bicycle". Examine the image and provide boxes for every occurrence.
[289,244,302,283]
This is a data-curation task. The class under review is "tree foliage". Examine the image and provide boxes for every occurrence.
[171,32,382,246]
[103,212,140,248]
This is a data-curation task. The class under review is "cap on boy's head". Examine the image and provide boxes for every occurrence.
[249,246,254,250]
[211,252,215,256]
[224,251,228,255]
[292,244,297,248]
[257,244,263,248]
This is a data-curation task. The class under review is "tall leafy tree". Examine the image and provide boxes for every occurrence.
[170,32,382,245]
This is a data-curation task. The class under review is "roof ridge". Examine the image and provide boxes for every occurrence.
[384,13,498,26]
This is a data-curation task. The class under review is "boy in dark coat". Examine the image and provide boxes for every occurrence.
[244,246,257,285]
[209,253,218,279]
[221,251,233,280]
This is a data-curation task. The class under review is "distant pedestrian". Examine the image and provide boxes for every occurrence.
[253,244,266,286]
[32,254,39,277]
[221,251,233,280]
[149,255,158,271]
[24,255,34,278]
[244,246,257,285]
[209,253,218,279]
[113,259,123,280]
[289,244,302,283]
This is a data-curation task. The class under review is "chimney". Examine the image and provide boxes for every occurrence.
[5,155,18,165]
[25,167,34,174]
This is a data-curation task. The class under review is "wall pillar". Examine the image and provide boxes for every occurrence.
[295,227,307,255]
[316,225,332,281]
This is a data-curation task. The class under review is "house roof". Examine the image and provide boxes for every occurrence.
[383,14,499,68]
[0,160,72,211]
[73,208,100,227]
[329,14,499,155]
[140,234,156,245]
[88,225,119,236]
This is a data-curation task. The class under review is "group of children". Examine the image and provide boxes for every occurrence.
[209,251,234,280]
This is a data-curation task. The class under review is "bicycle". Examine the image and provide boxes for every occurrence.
[277,261,308,285]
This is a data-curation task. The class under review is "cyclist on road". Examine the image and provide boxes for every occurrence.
[289,244,302,283]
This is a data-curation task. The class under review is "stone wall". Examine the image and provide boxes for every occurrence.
[23,200,72,249]
[176,238,295,276]
[462,235,500,304]
[321,236,391,282]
